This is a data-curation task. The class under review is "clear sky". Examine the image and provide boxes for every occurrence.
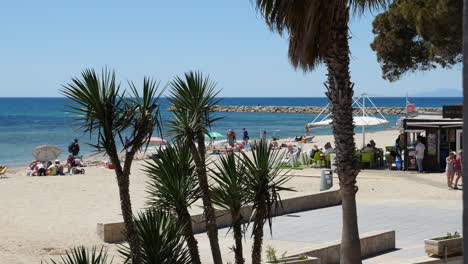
[0,0,462,97]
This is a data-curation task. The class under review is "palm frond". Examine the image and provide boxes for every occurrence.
[240,139,294,235]
[350,0,389,15]
[254,0,389,71]
[119,209,192,264]
[144,143,200,211]
[125,77,164,153]
[167,71,222,142]
[45,246,112,264]
[61,68,163,155]
[210,152,248,217]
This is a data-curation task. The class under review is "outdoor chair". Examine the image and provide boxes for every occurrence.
[325,152,333,168]
[313,152,323,167]
[361,152,374,168]
[0,166,7,178]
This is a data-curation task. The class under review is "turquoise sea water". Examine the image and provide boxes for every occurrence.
[0,97,462,166]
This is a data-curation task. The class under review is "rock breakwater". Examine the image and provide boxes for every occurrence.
[167,105,441,115]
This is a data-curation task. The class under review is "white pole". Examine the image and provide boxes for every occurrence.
[362,94,366,148]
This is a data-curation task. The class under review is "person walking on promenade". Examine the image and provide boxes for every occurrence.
[446,152,456,189]
[415,138,425,173]
[454,150,463,189]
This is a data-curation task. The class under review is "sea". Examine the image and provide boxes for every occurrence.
[0,97,463,166]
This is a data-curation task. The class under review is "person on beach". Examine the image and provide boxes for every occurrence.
[208,136,216,150]
[454,150,463,189]
[36,162,46,176]
[55,160,65,175]
[242,128,249,145]
[323,142,334,156]
[66,155,75,174]
[415,138,425,173]
[394,136,402,157]
[261,130,267,141]
[309,145,319,159]
[26,161,37,176]
[227,129,235,147]
[362,144,374,153]
[369,140,376,150]
[304,124,310,136]
[47,161,57,176]
[270,139,278,149]
[68,139,80,156]
[124,136,130,148]
[446,152,456,189]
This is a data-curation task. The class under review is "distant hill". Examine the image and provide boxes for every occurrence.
[412,88,462,97]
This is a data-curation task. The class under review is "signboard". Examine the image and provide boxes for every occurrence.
[443,105,463,119]
[406,104,415,113]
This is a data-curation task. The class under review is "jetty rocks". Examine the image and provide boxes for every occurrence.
[167,105,441,115]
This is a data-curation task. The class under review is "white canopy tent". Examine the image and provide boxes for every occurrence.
[307,93,389,147]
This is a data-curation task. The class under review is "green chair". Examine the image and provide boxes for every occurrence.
[325,152,333,168]
[361,152,374,168]
[313,152,323,167]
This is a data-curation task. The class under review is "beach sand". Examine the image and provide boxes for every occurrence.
[0,129,462,263]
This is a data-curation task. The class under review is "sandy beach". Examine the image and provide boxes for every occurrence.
[0,129,462,263]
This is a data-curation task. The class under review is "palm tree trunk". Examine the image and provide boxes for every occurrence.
[324,6,362,264]
[188,136,223,264]
[251,201,266,264]
[108,151,141,264]
[178,207,201,264]
[462,0,468,260]
[232,213,244,264]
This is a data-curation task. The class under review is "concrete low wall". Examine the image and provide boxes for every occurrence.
[97,189,341,243]
[289,230,396,264]
[400,256,462,264]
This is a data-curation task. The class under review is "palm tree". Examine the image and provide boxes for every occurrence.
[61,68,162,264]
[120,209,192,264]
[240,140,293,264]
[144,143,201,264]
[211,152,249,264]
[167,71,223,264]
[253,1,387,263]
[44,246,112,264]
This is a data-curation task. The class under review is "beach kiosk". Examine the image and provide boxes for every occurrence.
[400,105,463,171]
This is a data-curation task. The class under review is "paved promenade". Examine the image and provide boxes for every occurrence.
[198,197,462,263]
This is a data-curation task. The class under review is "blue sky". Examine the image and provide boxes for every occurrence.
[0,0,462,97]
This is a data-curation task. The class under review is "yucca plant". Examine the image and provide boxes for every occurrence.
[44,246,111,264]
[240,139,293,264]
[61,68,163,264]
[120,209,191,264]
[211,152,249,264]
[167,71,223,264]
[144,143,201,264]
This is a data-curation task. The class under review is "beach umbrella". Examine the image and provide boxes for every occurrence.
[205,132,224,138]
[148,137,167,145]
[307,93,389,147]
[308,116,389,127]
[32,145,61,162]
[308,116,389,148]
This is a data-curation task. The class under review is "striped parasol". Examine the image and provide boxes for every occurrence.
[148,137,167,145]
[32,145,61,162]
